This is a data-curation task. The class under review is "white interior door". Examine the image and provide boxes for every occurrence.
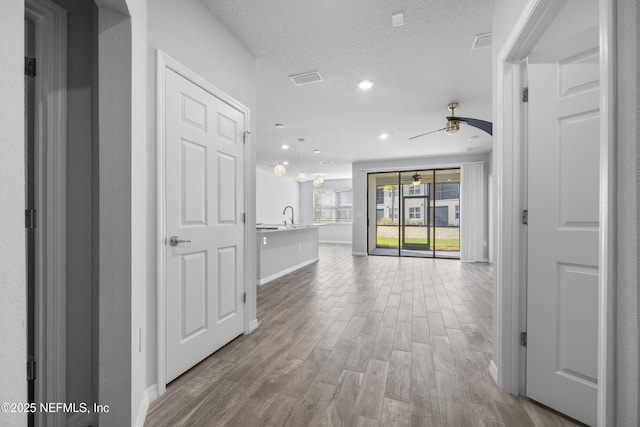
[526,9,600,425]
[165,68,246,382]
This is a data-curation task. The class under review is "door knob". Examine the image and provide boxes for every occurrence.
[169,236,192,246]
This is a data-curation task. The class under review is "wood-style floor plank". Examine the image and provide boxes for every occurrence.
[145,244,582,427]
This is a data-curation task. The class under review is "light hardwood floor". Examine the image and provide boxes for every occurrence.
[146,244,582,427]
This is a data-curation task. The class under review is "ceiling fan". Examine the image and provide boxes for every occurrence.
[409,102,493,140]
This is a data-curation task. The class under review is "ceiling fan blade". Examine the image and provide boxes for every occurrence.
[408,127,446,140]
[446,116,493,135]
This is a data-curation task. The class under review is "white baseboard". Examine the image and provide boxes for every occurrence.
[351,252,367,256]
[489,360,499,386]
[133,384,158,427]
[319,240,352,245]
[67,411,96,427]
[257,257,319,286]
[248,318,259,333]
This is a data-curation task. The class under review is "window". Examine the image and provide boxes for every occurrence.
[409,207,421,219]
[455,205,460,220]
[376,187,384,204]
[313,187,353,223]
[435,206,449,226]
[393,208,399,219]
[376,209,384,221]
[408,184,421,195]
[435,182,460,200]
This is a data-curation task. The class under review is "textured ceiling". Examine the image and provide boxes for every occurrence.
[202,0,494,179]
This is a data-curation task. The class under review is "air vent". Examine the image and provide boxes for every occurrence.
[391,12,404,27]
[471,33,492,50]
[320,160,334,165]
[289,71,323,86]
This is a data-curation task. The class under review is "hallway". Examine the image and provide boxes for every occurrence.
[146,244,579,426]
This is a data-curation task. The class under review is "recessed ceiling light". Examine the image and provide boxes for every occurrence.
[275,123,284,128]
[379,133,390,140]
[313,149,321,154]
[283,161,289,165]
[281,144,290,149]
[357,80,374,90]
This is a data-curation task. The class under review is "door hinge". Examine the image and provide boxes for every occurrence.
[243,131,250,144]
[25,57,36,77]
[25,209,37,229]
[243,292,247,303]
[522,87,529,103]
[241,212,246,224]
[521,209,528,225]
[27,358,36,381]
[520,332,527,347]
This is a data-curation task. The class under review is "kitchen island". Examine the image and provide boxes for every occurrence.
[256,224,320,285]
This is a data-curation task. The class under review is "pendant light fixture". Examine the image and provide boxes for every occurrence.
[273,143,286,176]
[312,173,325,188]
[273,123,287,176]
[296,138,307,183]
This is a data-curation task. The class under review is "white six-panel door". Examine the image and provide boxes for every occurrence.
[165,68,245,382]
[526,24,600,425]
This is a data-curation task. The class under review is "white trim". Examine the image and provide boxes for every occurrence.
[257,257,319,286]
[352,252,368,257]
[495,1,615,425]
[319,240,352,245]
[24,2,67,427]
[247,319,260,333]
[489,360,499,385]
[66,412,96,427]
[133,384,158,427]
[155,50,251,397]
[597,0,615,425]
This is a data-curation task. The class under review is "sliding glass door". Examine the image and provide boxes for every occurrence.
[368,168,460,259]
[368,172,400,256]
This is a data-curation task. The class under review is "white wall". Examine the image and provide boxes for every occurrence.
[352,154,489,255]
[0,3,27,426]
[52,0,97,414]
[616,0,639,423]
[146,0,257,417]
[128,0,149,424]
[256,167,299,224]
[97,5,133,425]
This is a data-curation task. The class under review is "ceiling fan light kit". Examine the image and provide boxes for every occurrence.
[445,120,460,135]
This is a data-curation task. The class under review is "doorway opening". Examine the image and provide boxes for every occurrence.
[367,168,460,259]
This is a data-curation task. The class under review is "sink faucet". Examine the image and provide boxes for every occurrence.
[283,205,294,225]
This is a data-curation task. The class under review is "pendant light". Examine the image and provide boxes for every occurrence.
[273,143,286,176]
[296,138,307,183]
[312,172,325,188]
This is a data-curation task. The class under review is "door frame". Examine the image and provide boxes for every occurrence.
[24,1,67,425]
[155,50,252,395]
[493,0,615,425]
[400,193,431,251]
